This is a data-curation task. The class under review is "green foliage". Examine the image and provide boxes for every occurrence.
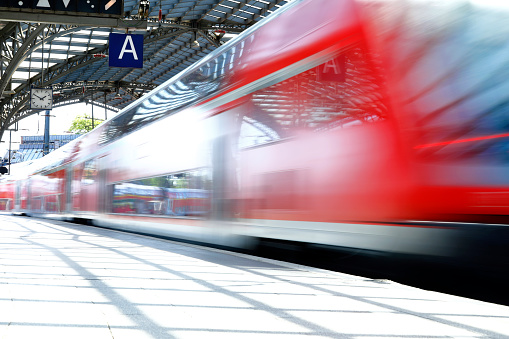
[139,176,168,188]
[68,114,104,134]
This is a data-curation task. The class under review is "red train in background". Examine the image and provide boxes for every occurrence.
[1,0,509,266]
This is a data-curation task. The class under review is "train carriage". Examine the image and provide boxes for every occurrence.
[2,0,509,265]
[0,177,14,211]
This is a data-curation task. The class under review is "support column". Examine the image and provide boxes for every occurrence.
[91,99,95,129]
[8,129,12,175]
[104,91,107,120]
[43,111,50,156]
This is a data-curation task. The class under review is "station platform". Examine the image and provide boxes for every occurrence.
[0,215,508,338]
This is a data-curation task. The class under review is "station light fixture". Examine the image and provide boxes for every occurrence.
[158,0,163,22]
[213,29,226,39]
[139,0,150,19]
[192,31,200,48]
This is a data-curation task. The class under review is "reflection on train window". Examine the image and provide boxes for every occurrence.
[98,41,246,145]
[111,169,212,217]
[44,195,60,212]
[0,199,9,211]
[82,159,97,185]
[31,196,43,211]
[238,47,388,149]
[392,3,509,163]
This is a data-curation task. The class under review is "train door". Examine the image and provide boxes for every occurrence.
[72,162,84,212]
[79,159,98,213]
[65,166,72,213]
[14,181,21,211]
[26,178,31,211]
[212,136,227,219]
[96,155,110,214]
[21,180,30,211]
[211,122,238,220]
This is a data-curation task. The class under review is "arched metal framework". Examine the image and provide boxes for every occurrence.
[0,0,290,143]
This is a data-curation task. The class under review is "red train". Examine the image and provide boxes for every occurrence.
[1,0,509,264]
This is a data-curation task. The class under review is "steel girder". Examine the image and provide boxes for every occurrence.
[0,23,214,143]
[0,23,86,142]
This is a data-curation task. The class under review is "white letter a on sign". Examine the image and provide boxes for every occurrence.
[119,36,138,60]
[322,59,339,74]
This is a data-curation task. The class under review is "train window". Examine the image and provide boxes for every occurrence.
[44,195,60,212]
[31,196,43,211]
[99,73,222,144]
[238,46,388,149]
[376,0,509,164]
[81,159,97,185]
[0,199,10,211]
[111,169,212,217]
[98,42,246,145]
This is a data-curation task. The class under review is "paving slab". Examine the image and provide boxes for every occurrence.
[0,215,508,338]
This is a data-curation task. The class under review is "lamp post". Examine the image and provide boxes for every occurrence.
[91,98,95,129]
[41,112,55,156]
[104,91,108,121]
[43,111,50,155]
[8,129,12,175]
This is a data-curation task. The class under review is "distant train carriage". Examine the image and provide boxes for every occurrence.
[0,178,14,211]
[111,182,165,215]
[165,189,211,217]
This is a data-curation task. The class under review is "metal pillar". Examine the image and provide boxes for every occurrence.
[104,91,107,120]
[91,99,95,129]
[43,111,50,155]
[8,129,11,175]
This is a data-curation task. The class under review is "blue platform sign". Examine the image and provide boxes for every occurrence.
[109,33,144,68]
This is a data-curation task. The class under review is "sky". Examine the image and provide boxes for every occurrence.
[0,102,117,157]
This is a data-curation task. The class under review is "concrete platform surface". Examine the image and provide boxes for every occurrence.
[0,215,508,339]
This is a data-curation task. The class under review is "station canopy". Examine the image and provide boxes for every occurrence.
[0,0,291,143]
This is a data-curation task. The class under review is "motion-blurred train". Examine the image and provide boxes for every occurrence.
[1,0,509,264]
